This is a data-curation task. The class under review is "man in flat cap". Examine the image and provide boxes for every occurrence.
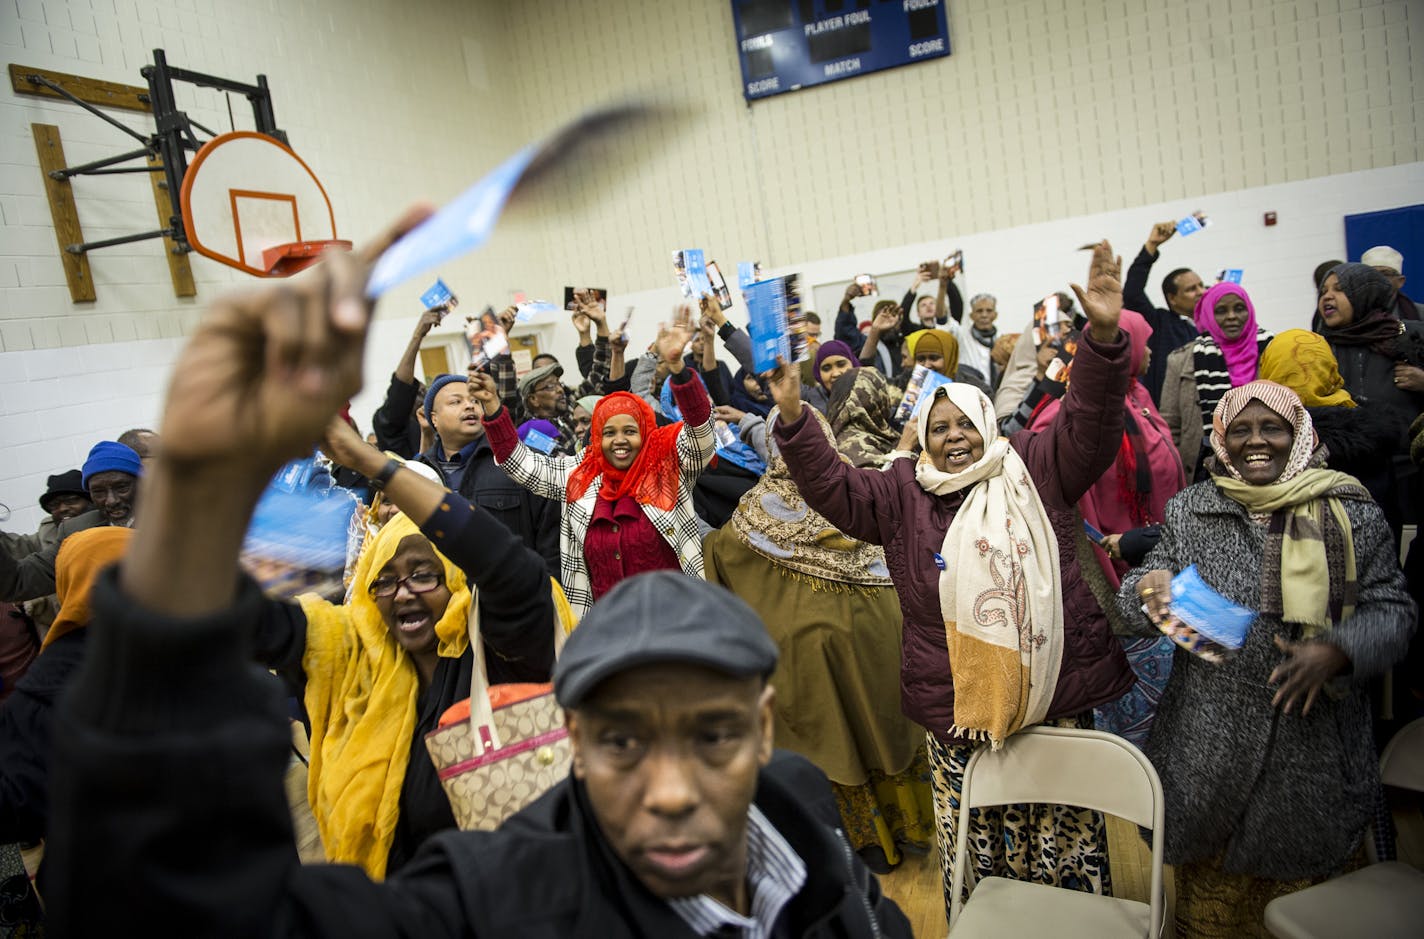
[43,214,910,938]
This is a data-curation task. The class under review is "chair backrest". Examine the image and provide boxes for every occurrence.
[1380,717,1424,793]
[948,725,1165,938]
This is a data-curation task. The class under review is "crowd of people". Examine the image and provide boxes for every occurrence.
[0,212,1419,938]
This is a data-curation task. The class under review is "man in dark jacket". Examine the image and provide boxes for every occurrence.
[0,442,140,603]
[1122,219,1207,405]
[416,373,560,578]
[42,222,909,937]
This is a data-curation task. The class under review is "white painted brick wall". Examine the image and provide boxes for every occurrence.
[3,0,1423,539]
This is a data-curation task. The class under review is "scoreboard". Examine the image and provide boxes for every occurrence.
[732,0,951,101]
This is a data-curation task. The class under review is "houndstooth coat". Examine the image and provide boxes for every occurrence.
[488,378,717,622]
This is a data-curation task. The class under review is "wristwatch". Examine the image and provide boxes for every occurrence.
[368,458,402,491]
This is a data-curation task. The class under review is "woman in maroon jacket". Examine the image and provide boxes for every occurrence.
[766,242,1135,920]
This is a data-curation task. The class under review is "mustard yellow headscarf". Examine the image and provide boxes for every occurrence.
[904,328,960,377]
[298,513,471,880]
[41,526,133,651]
[1258,329,1356,409]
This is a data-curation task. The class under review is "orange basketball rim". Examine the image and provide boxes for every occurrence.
[180,131,351,277]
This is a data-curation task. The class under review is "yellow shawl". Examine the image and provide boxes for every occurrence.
[297,513,471,880]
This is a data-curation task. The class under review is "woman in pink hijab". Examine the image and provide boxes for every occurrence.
[1161,282,1275,479]
[1027,309,1185,744]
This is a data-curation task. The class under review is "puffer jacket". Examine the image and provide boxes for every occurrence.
[774,330,1135,744]
[1117,482,1415,878]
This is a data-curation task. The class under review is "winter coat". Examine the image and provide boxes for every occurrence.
[1117,482,1416,879]
[774,331,1135,744]
[1310,402,1410,535]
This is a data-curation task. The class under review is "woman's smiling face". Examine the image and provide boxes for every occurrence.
[925,397,984,473]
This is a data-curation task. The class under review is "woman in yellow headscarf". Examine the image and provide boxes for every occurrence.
[1259,329,1403,535]
[253,419,573,879]
[895,328,993,398]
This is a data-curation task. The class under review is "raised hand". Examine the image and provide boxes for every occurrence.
[467,368,501,413]
[1071,239,1123,343]
[1146,220,1177,253]
[655,303,696,372]
[870,303,901,334]
[416,305,446,335]
[763,357,803,424]
[570,308,592,336]
[158,206,433,474]
[573,288,608,331]
[496,305,517,334]
[321,414,381,476]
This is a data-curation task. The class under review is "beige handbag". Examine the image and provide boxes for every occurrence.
[423,592,571,831]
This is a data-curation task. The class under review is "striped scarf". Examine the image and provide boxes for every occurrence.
[1191,327,1274,453]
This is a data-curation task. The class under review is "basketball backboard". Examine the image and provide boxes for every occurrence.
[180,131,349,277]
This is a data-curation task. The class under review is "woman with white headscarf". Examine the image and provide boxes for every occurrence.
[766,242,1137,919]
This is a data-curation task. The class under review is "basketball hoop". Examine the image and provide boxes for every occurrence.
[180,131,350,277]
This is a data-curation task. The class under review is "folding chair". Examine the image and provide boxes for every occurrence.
[1264,717,1424,939]
[948,725,1165,937]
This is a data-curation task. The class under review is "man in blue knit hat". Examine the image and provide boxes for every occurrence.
[0,441,142,602]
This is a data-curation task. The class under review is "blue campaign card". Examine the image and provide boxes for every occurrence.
[1176,211,1209,237]
[1169,564,1256,650]
[674,249,713,299]
[1219,268,1243,284]
[514,300,559,323]
[521,428,558,454]
[737,262,759,289]
[746,277,791,373]
[1083,520,1107,544]
[420,278,455,310]
[367,103,655,299]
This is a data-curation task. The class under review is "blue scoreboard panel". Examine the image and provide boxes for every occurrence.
[732,0,951,101]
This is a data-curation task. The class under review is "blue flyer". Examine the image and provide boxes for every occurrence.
[366,103,655,299]
[745,275,807,373]
[1169,564,1256,650]
[521,428,558,454]
[514,300,558,323]
[674,249,713,299]
[1218,268,1243,284]
[420,278,455,310]
[1176,211,1210,237]
[737,262,759,289]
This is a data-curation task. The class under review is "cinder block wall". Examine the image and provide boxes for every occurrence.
[2,0,1420,534]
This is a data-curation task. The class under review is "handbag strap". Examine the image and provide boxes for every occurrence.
[465,579,568,756]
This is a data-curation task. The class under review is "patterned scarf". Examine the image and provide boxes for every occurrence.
[828,367,900,468]
[566,391,684,512]
[730,406,892,590]
[914,383,1062,749]
[1208,381,1370,637]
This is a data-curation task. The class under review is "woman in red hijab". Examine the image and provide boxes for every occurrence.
[473,315,716,620]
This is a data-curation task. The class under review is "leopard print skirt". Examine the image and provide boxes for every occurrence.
[927,715,1113,924]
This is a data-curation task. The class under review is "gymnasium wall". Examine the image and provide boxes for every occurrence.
[2,0,1421,533]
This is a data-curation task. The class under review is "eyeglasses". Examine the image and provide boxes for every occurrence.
[533,380,562,394]
[368,570,444,598]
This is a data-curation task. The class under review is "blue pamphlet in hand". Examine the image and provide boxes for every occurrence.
[1169,564,1256,656]
[242,455,362,601]
[1176,210,1210,237]
[521,428,558,454]
[674,249,713,299]
[1218,268,1243,284]
[514,300,558,323]
[367,103,659,299]
[894,365,954,423]
[420,278,456,311]
[737,262,759,289]
[746,275,807,373]
[1083,520,1107,545]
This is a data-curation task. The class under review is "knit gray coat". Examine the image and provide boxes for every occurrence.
[1117,481,1416,880]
